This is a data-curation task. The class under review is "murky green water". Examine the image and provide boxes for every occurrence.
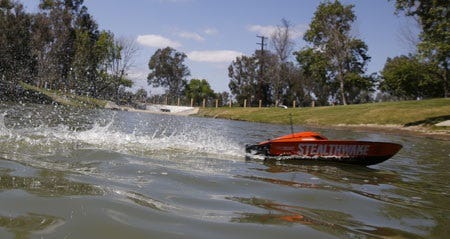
[0,103,449,239]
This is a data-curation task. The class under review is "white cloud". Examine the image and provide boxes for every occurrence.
[292,24,308,39]
[136,34,181,48]
[247,25,278,37]
[247,24,307,39]
[188,50,243,63]
[177,31,205,42]
[204,28,219,35]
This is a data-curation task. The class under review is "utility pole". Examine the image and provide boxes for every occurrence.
[257,35,267,53]
[256,35,267,106]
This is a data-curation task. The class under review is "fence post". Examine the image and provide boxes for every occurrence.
[293,100,296,108]
[229,99,232,108]
[202,98,206,108]
[165,97,168,105]
[190,98,194,107]
[312,100,315,108]
[177,97,180,106]
[244,99,247,108]
[275,100,279,108]
[259,100,262,108]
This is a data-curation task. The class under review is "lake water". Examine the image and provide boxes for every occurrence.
[0,103,449,239]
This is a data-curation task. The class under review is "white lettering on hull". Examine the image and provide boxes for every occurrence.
[298,143,369,157]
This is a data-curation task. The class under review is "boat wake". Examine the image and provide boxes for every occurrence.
[0,108,244,169]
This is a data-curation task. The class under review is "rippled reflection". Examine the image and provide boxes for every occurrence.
[0,213,64,239]
[228,196,424,238]
[0,170,103,197]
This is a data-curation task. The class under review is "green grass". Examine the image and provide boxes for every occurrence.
[20,82,107,108]
[197,98,450,129]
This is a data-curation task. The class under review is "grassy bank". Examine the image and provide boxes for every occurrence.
[198,98,450,135]
[20,82,107,108]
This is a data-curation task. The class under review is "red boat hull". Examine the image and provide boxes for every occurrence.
[246,132,402,166]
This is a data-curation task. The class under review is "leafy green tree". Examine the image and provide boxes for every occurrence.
[228,55,258,106]
[216,91,230,106]
[30,12,53,89]
[255,49,278,106]
[228,50,278,106]
[90,31,133,99]
[35,0,133,100]
[38,0,85,90]
[0,0,34,94]
[147,47,190,99]
[393,0,449,97]
[185,79,215,106]
[134,88,148,103]
[303,0,372,105]
[277,61,305,106]
[381,55,443,99]
[295,48,330,106]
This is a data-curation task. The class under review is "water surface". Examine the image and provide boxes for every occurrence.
[0,103,448,239]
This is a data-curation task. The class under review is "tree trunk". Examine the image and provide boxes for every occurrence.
[339,76,347,105]
[443,62,448,98]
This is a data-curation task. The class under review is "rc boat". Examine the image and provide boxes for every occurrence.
[245,132,402,166]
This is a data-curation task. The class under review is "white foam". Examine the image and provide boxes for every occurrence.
[0,112,244,161]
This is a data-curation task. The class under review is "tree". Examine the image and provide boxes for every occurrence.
[147,47,190,99]
[228,49,281,106]
[38,0,85,91]
[134,88,148,103]
[228,55,258,106]
[271,18,295,63]
[393,0,449,97]
[278,62,305,106]
[303,0,372,105]
[109,37,139,92]
[71,16,101,95]
[30,11,53,89]
[270,19,302,105]
[380,55,443,99]
[1,0,136,102]
[216,91,230,106]
[0,0,34,94]
[184,79,215,106]
[295,48,331,106]
[93,33,134,100]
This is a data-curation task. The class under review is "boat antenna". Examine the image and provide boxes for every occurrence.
[289,113,294,136]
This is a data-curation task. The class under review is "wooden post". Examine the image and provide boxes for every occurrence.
[293,100,296,108]
[177,97,180,106]
[312,100,315,108]
[275,100,279,108]
[190,98,194,107]
[215,99,219,108]
[165,96,168,105]
[244,99,247,108]
[202,98,206,108]
[229,99,232,108]
[259,100,262,108]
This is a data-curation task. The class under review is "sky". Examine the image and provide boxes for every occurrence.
[21,0,419,94]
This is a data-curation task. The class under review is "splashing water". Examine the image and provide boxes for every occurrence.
[0,104,243,174]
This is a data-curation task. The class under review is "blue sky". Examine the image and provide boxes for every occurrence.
[22,0,418,94]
